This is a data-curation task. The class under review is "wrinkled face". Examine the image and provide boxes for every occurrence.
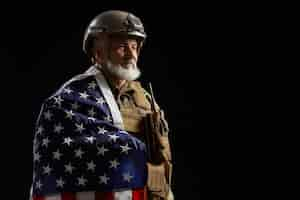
[103,36,141,81]
[108,36,139,67]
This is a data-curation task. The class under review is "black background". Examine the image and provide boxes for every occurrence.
[2,2,272,199]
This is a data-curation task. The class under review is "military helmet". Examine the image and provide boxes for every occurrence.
[83,10,147,55]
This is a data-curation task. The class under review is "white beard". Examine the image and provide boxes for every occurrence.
[104,60,141,81]
[168,189,174,200]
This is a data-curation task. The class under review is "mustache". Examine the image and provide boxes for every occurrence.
[105,60,141,81]
[123,58,136,64]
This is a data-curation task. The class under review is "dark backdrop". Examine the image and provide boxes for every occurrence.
[12,5,201,199]
[3,3,267,200]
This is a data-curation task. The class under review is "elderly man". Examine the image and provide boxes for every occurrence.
[30,10,173,200]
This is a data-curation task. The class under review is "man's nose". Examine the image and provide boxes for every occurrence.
[124,47,134,58]
[124,48,136,60]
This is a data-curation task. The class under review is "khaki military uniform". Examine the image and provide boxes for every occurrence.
[109,80,173,200]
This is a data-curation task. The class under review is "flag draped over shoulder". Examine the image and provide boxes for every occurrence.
[31,73,147,199]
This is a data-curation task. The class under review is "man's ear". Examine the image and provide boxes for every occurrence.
[94,48,103,64]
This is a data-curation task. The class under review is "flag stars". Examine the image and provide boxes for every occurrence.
[99,174,110,184]
[96,97,105,105]
[42,137,50,147]
[36,126,44,135]
[97,127,107,135]
[97,145,109,156]
[120,143,132,155]
[88,81,97,89]
[79,91,89,100]
[108,134,119,143]
[43,110,53,120]
[86,136,96,144]
[56,177,65,188]
[65,110,75,119]
[35,180,43,190]
[63,137,73,146]
[54,123,64,133]
[87,160,96,172]
[74,148,84,159]
[34,152,41,162]
[77,176,87,186]
[75,123,85,133]
[88,108,96,117]
[53,96,63,106]
[43,165,52,175]
[33,84,158,193]
[63,87,73,94]
[65,163,75,174]
[53,150,62,160]
[109,159,120,169]
[123,172,133,183]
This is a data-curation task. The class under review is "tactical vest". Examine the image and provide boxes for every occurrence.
[115,81,152,137]
[114,81,173,200]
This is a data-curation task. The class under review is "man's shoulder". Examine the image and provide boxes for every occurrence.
[45,72,98,102]
[64,75,97,92]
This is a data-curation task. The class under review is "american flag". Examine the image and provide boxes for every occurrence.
[31,75,148,200]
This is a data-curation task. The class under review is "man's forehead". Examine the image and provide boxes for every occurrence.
[110,34,139,43]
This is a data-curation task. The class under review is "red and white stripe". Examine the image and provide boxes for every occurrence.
[32,188,147,200]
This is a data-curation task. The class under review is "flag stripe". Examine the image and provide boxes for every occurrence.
[46,194,61,200]
[33,196,45,200]
[33,188,146,200]
[133,188,147,200]
[61,193,76,200]
[76,191,94,200]
[114,190,132,200]
[95,191,114,200]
